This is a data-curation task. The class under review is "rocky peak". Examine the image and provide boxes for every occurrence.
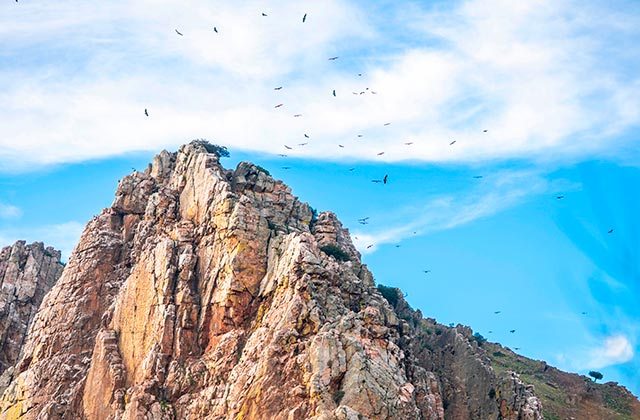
[0,241,64,388]
[0,141,545,419]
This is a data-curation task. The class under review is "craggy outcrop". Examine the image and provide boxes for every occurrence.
[0,141,573,419]
[0,241,64,393]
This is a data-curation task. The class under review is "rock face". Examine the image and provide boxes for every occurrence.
[0,141,558,419]
[0,241,64,390]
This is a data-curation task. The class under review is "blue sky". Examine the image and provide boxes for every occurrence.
[1,0,639,395]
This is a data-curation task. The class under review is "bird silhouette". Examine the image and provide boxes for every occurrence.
[284,145,292,150]
[366,244,374,249]
[282,166,291,169]
[274,86,283,90]
[144,109,149,117]
[404,142,413,145]
[510,329,516,333]
[294,114,302,117]
[384,122,391,126]
[424,270,431,274]
[332,89,336,97]
[304,134,310,138]
[357,73,363,76]
[175,29,183,36]
[483,129,488,133]
[338,144,344,148]
[581,312,588,315]
[514,347,521,350]
[357,134,363,138]
[371,180,382,183]
[302,13,307,23]
[348,168,355,171]
[383,174,388,184]
[262,12,267,16]
[449,140,456,146]
[608,228,614,234]
[371,91,377,94]
[494,311,501,314]
[473,175,483,179]
[556,195,565,200]
[298,142,308,146]
[377,152,385,156]
[277,154,288,157]
[214,27,219,33]
[328,56,339,61]
[274,104,284,108]
[488,330,493,333]
[358,217,370,222]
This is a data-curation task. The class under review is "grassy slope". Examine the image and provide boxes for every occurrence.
[485,342,640,420]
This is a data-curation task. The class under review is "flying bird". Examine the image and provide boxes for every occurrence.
[294,114,302,117]
[282,166,291,170]
[384,122,391,126]
[304,134,310,138]
[483,129,488,133]
[494,311,501,314]
[284,145,292,150]
[449,140,456,146]
[333,89,336,97]
[366,244,374,249]
[262,12,268,16]
[302,13,307,23]
[357,73,362,76]
[556,195,565,200]
[358,220,369,225]
[473,175,483,179]
[328,56,339,61]
[358,217,370,222]
[371,91,377,94]
[357,134,363,138]
[175,29,183,36]
[275,104,284,108]
[510,329,516,333]
[144,109,149,117]
[514,347,521,351]
[277,154,288,157]
[348,168,355,171]
[214,27,219,33]
[377,152,385,156]
[371,180,382,183]
[274,86,283,90]
[383,174,388,184]
[298,142,308,146]
[581,312,588,315]
[488,330,493,334]
[404,142,413,145]
[423,270,431,274]
[608,228,614,234]
[338,144,344,148]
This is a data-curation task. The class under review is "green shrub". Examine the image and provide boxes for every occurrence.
[193,139,230,157]
[473,332,487,346]
[320,244,350,262]
[377,284,400,308]
[255,165,271,176]
[333,390,345,404]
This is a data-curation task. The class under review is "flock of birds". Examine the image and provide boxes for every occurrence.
[139,10,617,354]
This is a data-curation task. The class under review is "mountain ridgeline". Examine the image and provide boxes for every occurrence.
[0,141,637,419]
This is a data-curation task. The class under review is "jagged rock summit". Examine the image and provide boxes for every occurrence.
[0,241,64,389]
[0,141,633,419]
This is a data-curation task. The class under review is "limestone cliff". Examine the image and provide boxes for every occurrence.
[0,241,64,391]
[0,141,625,419]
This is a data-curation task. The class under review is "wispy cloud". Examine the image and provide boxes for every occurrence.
[352,170,553,252]
[586,334,634,370]
[0,202,21,219]
[1,0,639,170]
[0,221,84,260]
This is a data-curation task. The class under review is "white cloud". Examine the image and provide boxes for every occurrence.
[0,221,84,261]
[586,334,634,369]
[0,0,639,170]
[0,203,21,219]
